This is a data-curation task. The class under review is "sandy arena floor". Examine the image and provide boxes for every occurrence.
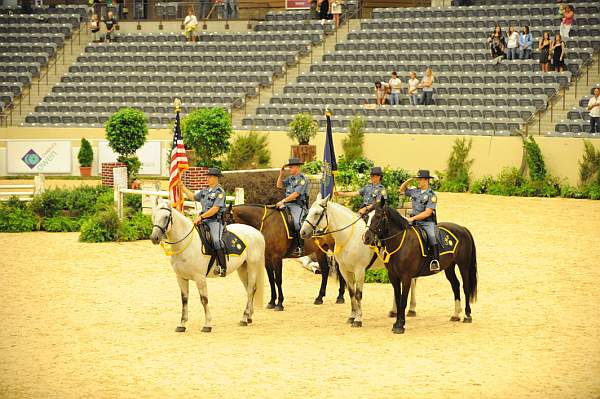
[1,193,599,398]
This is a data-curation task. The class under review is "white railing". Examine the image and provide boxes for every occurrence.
[0,175,45,201]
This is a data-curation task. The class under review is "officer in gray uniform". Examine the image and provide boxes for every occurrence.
[276,157,308,257]
[180,168,228,277]
[335,166,388,216]
[399,170,440,271]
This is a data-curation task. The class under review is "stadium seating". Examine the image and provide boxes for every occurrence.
[240,2,598,135]
[549,84,600,137]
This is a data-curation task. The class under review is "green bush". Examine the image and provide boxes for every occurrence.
[438,138,473,193]
[105,108,148,180]
[118,212,153,241]
[78,138,94,167]
[223,131,271,170]
[579,140,600,185]
[0,199,38,232]
[31,188,69,218]
[523,136,546,182]
[342,116,365,162]
[182,107,232,167]
[365,268,389,284]
[79,206,120,243]
[302,160,323,174]
[65,185,111,216]
[287,113,318,145]
[43,216,82,232]
[117,155,142,182]
[124,193,142,213]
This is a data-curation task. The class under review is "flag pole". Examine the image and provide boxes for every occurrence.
[173,97,182,211]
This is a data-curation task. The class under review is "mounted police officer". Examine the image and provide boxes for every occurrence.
[179,168,228,277]
[276,157,308,257]
[399,169,440,271]
[335,166,388,217]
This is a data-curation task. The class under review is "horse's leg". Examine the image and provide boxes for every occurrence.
[314,253,329,305]
[388,272,404,334]
[265,261,276,309]
[274,257,285,311]
[175,275,189,332]
[195,277,213,332]
[237,263,256,326]
[351,267,366,327]
[339,267,357,324]
[408,278,417,317]
[393,275,412,334]
[336,263,346,304]
[458,263,473,323]
[445,265,462,322]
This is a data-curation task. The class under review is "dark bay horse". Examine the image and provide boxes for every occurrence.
[364,200,478,334]
[226,204,345,310]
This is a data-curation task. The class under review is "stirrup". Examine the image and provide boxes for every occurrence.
[219,266,227,277]
[429,259,440,272]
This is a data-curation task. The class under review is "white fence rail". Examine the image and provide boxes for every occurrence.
[0,175,45,201]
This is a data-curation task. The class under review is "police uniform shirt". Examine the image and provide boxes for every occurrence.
[283,173,308,205]
[194,185,226,218]
[358,183,388,206]
[405,187,437,216]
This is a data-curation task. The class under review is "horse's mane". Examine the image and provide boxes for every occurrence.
[385,205,408,230]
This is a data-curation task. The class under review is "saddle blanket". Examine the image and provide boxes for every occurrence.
[414,225,459,257]
[199,228,247,257]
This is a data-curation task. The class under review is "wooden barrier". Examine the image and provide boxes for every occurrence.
[0,175,45,201]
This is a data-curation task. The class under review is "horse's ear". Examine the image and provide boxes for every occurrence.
[323,194,331,203]
[316,192,323,202]
[379,196,386,208]
[227,202,233,212]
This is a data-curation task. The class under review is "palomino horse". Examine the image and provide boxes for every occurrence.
[364,200,478,334]
[300,194,417,328]
[150,200,265,332]
[226,204,345,310]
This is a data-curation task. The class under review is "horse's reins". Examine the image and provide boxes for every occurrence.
[366,208,412,263]
[154,206,197,256]
[307,202,363,238]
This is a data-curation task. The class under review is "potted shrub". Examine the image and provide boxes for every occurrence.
[181,107,232,167]
[287,113,318,163]
[78,138,94,177]
[105,108,148,183]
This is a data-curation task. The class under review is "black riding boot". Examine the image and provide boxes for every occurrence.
[215,249,227,277]
[291,234,305,257]
[430,244,441,272]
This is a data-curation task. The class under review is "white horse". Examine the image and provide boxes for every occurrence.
[300,194,417,327]
[150,200,265,332]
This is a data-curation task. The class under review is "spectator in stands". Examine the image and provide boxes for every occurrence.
[318,0,330,23]
[388,72,402,105]
[550,33,566,72]
[588,88,600,133]
[199,0,212,19]
[506,26,519,60]
[90,13,101,43]
[560,4,574,39]
[224,0,239,20]
[488,24,506,63]
[374,81,387,106]
[331,0,342,29]
[539,31,551,72]
[183,8,198,42]
[407,71,419,106]
[518,26,533,60]
[104,10,117,43]
[418,68,434,105]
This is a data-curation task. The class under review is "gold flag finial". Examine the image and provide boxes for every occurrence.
[324,106,332,117]
[173,97,182,113]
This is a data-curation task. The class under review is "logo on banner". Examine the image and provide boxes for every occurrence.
[21,149,42,169]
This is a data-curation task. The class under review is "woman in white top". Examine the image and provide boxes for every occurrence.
[183,8,198,42]
[506,26,519,60]
[407,71,419,106]
[388,71,402,105]
[418,68,434,105]
[330,0,342,29]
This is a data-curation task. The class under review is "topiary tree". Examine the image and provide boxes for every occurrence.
[342,115,364,162]
[181,107,232,167]
[287,113,318,145]
[105,108,148,180]
[223,131,271,170]
[579,139,600,186]
[522,136,546,182]
[77,138,93,167]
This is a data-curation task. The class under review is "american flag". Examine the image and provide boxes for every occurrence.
[169,110,188,210]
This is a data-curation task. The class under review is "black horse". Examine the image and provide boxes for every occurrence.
[363,200,478,334]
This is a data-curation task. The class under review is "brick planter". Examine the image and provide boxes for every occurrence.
[182,166,209,190]
[101,162,127,187]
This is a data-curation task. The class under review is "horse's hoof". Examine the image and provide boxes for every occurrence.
[346,317,355,324]
[266,303,275,310]
[450,316,461,322]
[274,305,284,311]
[388,311,397,318]
[392,327,405,334]
[336,297,345,304]
[201,326,212,333]
[247,318,252,324]
[463,317,473,323]
[314,297,324,305]
[175,326,186,333]
[351,320,363,328]
[239,321,248,327]
[407,310,417,317]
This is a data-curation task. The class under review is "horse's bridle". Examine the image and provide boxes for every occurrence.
[366,207,406,243]
[306,201,364,238]
[153,206,195,245]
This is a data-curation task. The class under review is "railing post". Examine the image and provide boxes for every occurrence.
[550,99,553,122]
[586,66,589,86]
[574,75,578,99]
[562,87,565,110]
[538,111,541,135]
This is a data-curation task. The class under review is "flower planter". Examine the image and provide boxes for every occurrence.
[291,144,316,163]
[79,166,92,177]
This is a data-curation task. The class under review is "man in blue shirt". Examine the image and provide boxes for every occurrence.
[335,166,387,216]
[276,157,309,256]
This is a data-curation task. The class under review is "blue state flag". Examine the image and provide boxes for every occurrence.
[320,110,337,198]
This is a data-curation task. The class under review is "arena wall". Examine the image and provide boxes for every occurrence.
[1,127,598,185]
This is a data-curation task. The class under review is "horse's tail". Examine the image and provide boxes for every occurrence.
[464,226,478,304]
[253,257,265,309]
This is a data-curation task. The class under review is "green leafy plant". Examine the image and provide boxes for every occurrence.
[0,198,38,232]
[43,216,82,232]
[438,138,473,193]
[365,268,389,283]
[523,136,546,182]
[287,113,318,145]
[79,205,120,242]
[182,107,232,167]
[223,132,271,170]
[302,160,323,174]
[105,108,148,180]
[579,139,600,186]
[77,138,94,167]
[342,115,365,162]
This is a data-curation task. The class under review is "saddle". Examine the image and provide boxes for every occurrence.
[412,224,459,277]
[197,224,247,257]
[280,207,296,238]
